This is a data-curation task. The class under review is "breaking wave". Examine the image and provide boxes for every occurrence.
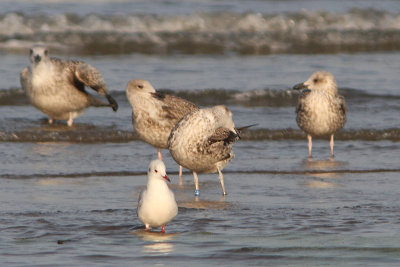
[1,8,400,55]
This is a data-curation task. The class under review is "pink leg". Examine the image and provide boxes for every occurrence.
[161,225,165,233]
[48,118,53,124]
[157,149,162,160]
[179,165,183,185]
[217,167,227,195]
[330,134,334,159]
[67,113,73,127]
[307,134,312,159]
[193,171,200,196]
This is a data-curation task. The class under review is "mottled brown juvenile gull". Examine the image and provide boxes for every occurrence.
[293,71,346,159]
[126,79,199,182]
[168,105,240,196]
[137,159,178,233]
[20,44,118,126]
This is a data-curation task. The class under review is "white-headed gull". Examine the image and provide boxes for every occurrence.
[137,159,178,233]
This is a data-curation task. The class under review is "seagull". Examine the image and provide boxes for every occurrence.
[168,105,240,196]
[137,159,178,233]
[293,71,346,159]
[126,79,198,183]
[20,44,118,126]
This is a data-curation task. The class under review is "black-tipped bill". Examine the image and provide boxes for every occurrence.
[293,82,308,91]
[34,55,41,63]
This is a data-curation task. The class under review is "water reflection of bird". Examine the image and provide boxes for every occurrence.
[137,160,178,233]
[293,71,346,159]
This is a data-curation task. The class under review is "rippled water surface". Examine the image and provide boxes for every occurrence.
[1,0,400,266]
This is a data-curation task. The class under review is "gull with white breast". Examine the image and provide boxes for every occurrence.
[137,159,178,233]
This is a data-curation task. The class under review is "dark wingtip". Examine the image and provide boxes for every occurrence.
[235,124,258,140]
[112,103,118,112]
[106,94,119,112]
[236,129,241,140]
[236,124,258,133]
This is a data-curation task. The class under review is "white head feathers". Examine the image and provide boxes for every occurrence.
[147,159,170,182]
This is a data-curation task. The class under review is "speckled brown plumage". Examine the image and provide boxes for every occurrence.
[168,105,239,195]
[126,79,199,183]
[293,71,347,158]
[20,44,118,126]
[126,79,199,150]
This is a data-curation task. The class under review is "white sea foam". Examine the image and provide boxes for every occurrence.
[1,10,400,54]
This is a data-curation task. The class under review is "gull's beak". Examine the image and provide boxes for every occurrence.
[34,55,41,63]
[163,174,170,182]
[293,82,308,90]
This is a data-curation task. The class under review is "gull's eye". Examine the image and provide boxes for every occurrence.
[138,85,144,89]
[44,50,48,56]
[154,169,158,173]
[313,78,318,83]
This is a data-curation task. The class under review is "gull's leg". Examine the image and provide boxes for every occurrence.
[308,134,312,159]
[48,118,54,124]
[193,171,200,196]
[330,134,335,160]
[67,113,73,127]
[161,225,165,233]
[157,148,162,160]
[145,224,150,231]
[217,167,227,196]
[179,165,183,185]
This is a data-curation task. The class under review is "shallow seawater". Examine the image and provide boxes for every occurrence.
[1,0,400,266]
[2,159,400,266]
[2,57,400,266]
[1,140,400,266]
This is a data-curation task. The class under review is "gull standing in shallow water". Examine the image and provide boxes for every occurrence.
[137,159,178,233]
[293,71,346,159]
[126,79,198,183]
[168,105,240,196]
[20,44,118,126]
